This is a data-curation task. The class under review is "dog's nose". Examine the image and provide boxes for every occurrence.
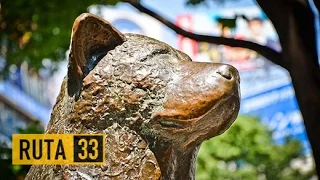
[215,65,239,81]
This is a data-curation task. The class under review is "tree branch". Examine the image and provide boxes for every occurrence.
[122,0,284,67]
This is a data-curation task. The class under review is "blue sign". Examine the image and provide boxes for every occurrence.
[241,82,311,154]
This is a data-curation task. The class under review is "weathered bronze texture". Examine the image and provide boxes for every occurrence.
[26,13,240,180]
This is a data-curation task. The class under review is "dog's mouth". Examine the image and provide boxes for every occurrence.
[152,92,240,132]
[151,93,239,148]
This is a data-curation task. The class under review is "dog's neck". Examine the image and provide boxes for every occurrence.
[103,123,200,180]
[155,145,200,180]
[102,123,200,180]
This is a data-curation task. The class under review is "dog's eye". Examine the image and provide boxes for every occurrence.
[158,54,178,64]
[159,120,183,129]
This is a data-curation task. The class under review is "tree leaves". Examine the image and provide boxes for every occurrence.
[0,0,117,73]
[196,116,315,180]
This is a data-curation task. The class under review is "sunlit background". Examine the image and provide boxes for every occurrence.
[0,0,318,179]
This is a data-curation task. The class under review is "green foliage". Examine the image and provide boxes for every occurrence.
[0,121,44,179]
[0,0,119,73]
[16,120,44,134]
[196,116,315,180]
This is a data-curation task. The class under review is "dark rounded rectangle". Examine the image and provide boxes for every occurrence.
[73,135,104,163]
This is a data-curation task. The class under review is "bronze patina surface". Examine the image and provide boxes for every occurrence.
[26,13,240,180]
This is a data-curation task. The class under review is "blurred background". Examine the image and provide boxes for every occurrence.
[0,0,319,179]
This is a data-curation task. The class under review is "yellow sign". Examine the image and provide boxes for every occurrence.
[12,134,105,165]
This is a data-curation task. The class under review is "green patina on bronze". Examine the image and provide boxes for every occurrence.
[26,13,240,180]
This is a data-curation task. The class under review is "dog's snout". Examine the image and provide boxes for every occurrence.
[215,65,239,81]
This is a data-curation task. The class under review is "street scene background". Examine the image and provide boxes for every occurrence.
[0,0,317,178]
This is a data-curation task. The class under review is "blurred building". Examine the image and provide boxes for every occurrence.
[0,62,52,147]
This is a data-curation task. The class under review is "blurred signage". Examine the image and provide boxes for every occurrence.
[176,15,198,60]
[241,83,310,153]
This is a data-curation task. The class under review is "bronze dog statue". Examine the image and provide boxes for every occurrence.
[26,13,240,180]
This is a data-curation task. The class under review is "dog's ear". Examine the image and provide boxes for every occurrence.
[67,13,125,96]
